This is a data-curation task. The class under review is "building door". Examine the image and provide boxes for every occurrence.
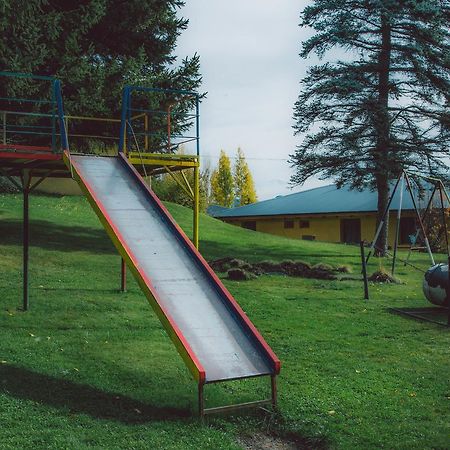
[340,218,361,244]
[399,217,416,244]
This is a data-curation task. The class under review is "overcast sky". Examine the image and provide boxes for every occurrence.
[175,0,327,200]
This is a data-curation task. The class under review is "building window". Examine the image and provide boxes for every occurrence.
[302,235,316,241]
[299,220,310,228]
[284,219,294,229]
[242,221,256,231]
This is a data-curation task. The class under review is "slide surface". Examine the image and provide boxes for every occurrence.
[66,153,280,384]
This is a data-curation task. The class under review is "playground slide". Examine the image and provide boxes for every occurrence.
[64,153,280,384]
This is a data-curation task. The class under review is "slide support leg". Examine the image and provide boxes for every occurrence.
[198,381,205,417]
[121,258,127,292]
[271,375,277,409]
[22,170,31,311]
[193,165,199,250]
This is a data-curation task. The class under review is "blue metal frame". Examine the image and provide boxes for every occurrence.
[119,85,200,156]
[0,71,68,152]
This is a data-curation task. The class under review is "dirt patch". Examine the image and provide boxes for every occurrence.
[227,268,257,281]
[238,432,323,450]
[368,270,401,284]
[209,257,347,282]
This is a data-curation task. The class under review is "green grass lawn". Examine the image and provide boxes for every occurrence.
[0,193,448,449]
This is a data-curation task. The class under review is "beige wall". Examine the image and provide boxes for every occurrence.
[223,212,418,247]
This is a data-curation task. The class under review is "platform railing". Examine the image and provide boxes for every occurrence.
[119,85,200,157]
[0,71,67,153]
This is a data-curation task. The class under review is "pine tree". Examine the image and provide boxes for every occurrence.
[290,0,449,253]
[234,148,257,205]
[211,150,234,207]
[0,1,201,122]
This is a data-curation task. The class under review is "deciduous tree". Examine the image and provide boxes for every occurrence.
[211,150,234,207]
[234,148,257,205]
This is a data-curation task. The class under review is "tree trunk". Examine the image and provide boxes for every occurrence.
[374,12,392,255]
[375,173,390,254]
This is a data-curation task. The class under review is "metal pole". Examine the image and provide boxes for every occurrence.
[404,172,435,266]
[167,105,172,152]
[366,173,403,263]
[271,375,277,409]
[144,114,149,151]
[2,111,6,145]
[391,173,404,275]
[119,87,129,153]
[193,164,200,249]
[195,95,200,156]
[121,258,127,292]
[360,241,369,300]
[198,382,204,417]
[438,183,449,256]
[405,185,437,266]
[22,170,30,311]
[447,255,450,327]
[54,80,68,151]
[51,81,56,152]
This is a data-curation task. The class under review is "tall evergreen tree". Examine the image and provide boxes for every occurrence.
[0,0,201,129]
[211,150,234,207]
[234,148,257,205]
[290,0,449,252]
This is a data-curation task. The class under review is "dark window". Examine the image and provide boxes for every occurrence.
[284,220,294,229]
[300,221,310,228]
[242,221,256,231]
[399,217,416,244]
[340,218,361,244]
[302,235,316,241]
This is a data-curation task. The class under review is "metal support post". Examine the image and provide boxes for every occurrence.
[438,184,449,255]
[271,375,277,409]
[404,172,435,266]
[360,241,369,300]
[405,185,437,266]
[447,255,450,327]
[366,173,403,263]
[193,164,200,249]
[22,170,31,311]
[195,96,200,156]
[51,82,56,152]
[119,87,129,153]
[198,382,204,417]
[391,173,404,275]
[144,114,149,151]
[121,258,127,292]
[167,104,172,152]
[2,111,6,144]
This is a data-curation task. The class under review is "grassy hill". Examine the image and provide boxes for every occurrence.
[0,193,448,449]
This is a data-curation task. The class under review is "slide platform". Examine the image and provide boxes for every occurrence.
[64,153,280,386]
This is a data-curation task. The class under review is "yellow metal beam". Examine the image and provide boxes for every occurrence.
[193,165,200,249]
[128,152,199,163]
[180,170,195,199]
[163,166,194,200]
[128,156,199,169]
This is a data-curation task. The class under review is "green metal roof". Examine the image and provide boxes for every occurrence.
[211,184,433,218]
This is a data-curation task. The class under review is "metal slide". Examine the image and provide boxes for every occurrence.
[65,152,280,412]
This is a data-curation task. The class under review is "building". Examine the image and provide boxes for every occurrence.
[209,184,441,246]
